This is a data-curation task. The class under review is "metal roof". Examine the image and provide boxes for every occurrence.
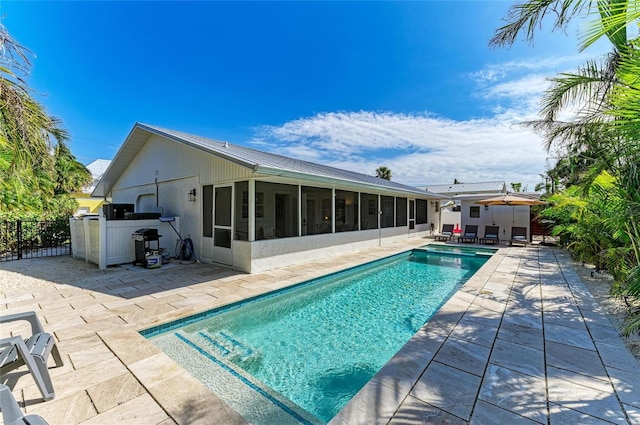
[424,181,507,195]
[93,123,447,199]
[83,159,111,194]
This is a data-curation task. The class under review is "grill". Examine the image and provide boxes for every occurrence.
[132,228,161,267]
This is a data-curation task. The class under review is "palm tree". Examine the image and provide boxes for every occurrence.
[0,24,91,217]
[376,166,392,180]
[510,183,523,192]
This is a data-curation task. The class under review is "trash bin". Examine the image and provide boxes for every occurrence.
[132,228,161,268]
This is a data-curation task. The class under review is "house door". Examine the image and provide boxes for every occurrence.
[409,200,416,234]
[213,186,233,265]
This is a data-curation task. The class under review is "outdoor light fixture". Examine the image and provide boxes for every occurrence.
[188,188,196,202]
[484,205,489,210]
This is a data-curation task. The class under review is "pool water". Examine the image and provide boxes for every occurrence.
[145,249,490,424]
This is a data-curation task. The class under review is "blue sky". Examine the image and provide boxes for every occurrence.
[3,1,608,190]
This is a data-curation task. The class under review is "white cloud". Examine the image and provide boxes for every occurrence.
[483,74,549,100]
[469,55,588,85]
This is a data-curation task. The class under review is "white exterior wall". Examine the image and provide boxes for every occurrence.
[439,210,461,232]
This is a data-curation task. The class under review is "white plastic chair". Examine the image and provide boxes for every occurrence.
[0,312,63,401]
[0,383,49,425]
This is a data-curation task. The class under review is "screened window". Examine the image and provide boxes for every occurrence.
[256,182,299,240]
[381,196,395,228]
[202,185,213,238]
[215,187,232,227]
[335,190,358,232]
[396,197,407,226]
[234,181,248,241]
[255,192,264,219]
[470,206,480,218]
[416,199,428,224]
[302,186,332,235]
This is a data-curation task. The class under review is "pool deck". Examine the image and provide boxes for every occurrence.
[1,239,639,424]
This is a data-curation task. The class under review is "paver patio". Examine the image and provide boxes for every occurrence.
[1,239,639,424]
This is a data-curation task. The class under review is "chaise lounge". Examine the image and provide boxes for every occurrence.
[480,226,500,245]
[434,224,454,242]
[457,225,478,243]
[0,312,64,401]
[509,226,528,246]
[0,383,49,424]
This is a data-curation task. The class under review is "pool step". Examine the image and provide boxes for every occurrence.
[414,246,496,257]
[173,331,319,425]
[414,247,476,257]
[196,331,263,369]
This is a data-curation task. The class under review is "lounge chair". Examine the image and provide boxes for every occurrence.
[0,312,63,401]
[509,227,528,246]
[0,383,49,425]
[480,226,500,245]
[434,224,454,241]
[457,225,478,243]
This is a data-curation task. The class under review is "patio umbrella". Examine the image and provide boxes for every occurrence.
[476,193,546,236]
[476,193,546,206]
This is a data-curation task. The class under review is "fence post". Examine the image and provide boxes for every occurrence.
[16,220,22,260]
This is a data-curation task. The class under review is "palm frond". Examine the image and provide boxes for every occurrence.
[541,54,619,120]
[581,0,640,50]
[490,0,589,47]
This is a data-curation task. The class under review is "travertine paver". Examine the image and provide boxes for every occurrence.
[411,361,482,420]
[479,364,548,423]
[86,373,147,413]
[433,337,491,376]
[470,400,540,425]
[1,242,640,424]
[489,338,545,377]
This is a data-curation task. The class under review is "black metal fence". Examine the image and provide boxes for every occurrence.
[0,219,71,262]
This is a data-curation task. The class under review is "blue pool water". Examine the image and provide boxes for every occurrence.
[144,248,491,424]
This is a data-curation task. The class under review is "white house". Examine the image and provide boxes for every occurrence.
[424,181,540,243]
[92,123,447,273]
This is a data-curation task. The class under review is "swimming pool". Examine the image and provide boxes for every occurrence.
[143,248,491,424]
